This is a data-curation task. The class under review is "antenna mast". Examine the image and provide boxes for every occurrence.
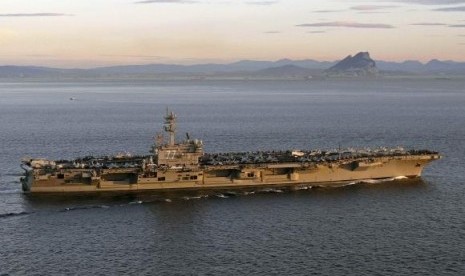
[164,109,177,146]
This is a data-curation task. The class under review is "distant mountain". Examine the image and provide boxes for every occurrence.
[1,54,464,79]
[0,65,63,78]
[376,60,424,72]
[0,65,93,79]
[273,59,334,69]
[326,52,378,77]
[424,59,465,73]
[254,65,315,78]
[0,59,333,79]
[89,59,333,75]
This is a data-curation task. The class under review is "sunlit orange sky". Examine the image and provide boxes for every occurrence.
[1,0,465,68]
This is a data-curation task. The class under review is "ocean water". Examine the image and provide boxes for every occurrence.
[1,79,464,275]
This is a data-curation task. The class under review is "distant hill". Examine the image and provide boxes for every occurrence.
[326,52,378,77]
[88,59,332,75]
[0,65,63,78]
[1,54,464,79]
[424,59,465,73]
[254,65,315,78]
[376,59,465,74]
[376,60,425,72]
[0,60,333,79]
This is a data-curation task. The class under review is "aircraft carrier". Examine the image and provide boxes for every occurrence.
[20,110,441,194]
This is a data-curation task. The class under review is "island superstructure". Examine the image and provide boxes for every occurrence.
[20,110,441,193]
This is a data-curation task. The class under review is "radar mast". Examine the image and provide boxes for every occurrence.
[164,109,177,146]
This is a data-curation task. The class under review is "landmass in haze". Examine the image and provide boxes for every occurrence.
[1,52,464,80]
[326,52,379,77]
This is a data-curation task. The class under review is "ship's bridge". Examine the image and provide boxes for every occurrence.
[154,110,203,170]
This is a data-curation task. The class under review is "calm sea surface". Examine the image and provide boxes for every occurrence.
[1,79,464,275]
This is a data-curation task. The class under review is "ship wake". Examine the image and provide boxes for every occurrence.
[0,211,33,219]
[351,176,408,185]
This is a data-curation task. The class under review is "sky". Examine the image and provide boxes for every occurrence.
[1,0,465,68]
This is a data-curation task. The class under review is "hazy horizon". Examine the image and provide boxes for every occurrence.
[2,55,464,71]
[1,0,465,68]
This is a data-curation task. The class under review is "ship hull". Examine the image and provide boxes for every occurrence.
[24,155,439,194]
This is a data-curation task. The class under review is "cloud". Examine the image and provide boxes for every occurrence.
[313,9,345,13]
[0,13,72,17]
[134,0,278,5]
[307,30,326,33]
[264,31,280,33]
[25,54,55,57]
[100,54,164,59]
[433,6,465,11]
[245,1,278,5]
[313,10,347,13]
[357,11,390,14]
[296,21,394,29]
[351,5,397,10]
[449,24,465,27]
[387,0,465,4]
[135,0,198,3]
[410,22,447,25]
